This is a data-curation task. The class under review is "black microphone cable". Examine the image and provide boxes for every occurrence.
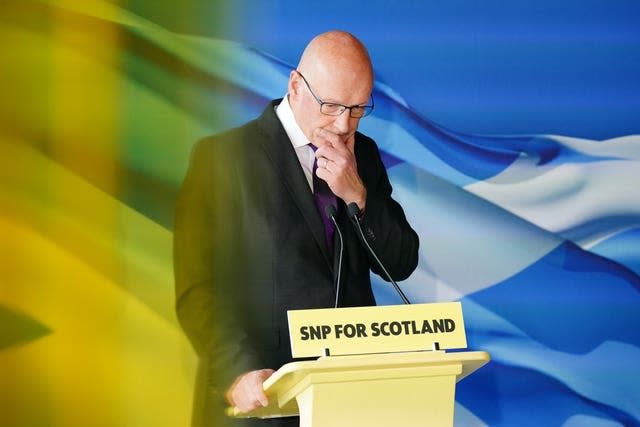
[347,202,411,304]
[325,204,344,308]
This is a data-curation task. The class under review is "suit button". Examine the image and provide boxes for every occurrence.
[365,227,375,241]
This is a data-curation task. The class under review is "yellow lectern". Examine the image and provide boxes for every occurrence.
[229,349,488,427]
[228,303,490,427]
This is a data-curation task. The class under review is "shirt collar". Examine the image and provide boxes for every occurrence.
[276,95,311,149]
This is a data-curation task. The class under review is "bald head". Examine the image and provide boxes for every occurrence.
[297,31,374,95]
[287,31,374,145]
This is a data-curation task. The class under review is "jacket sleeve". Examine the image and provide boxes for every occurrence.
[355,134,420,281]
[173,138,263,393]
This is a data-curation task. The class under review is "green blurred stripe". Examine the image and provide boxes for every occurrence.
[0,304,52,350]
[1,0,222,228]
[0,0,263,325]
[1,139,178,325]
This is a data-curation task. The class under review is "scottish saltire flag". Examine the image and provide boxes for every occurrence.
[1,1,638,427]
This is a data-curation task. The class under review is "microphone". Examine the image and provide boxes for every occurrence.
[325,205,344,308]
[347,202,411,304]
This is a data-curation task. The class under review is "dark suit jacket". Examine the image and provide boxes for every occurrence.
[174,100,419,426]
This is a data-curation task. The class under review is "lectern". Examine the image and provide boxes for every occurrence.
[228,303,489,427]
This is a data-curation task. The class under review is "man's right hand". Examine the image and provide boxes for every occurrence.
[225,369,275,413]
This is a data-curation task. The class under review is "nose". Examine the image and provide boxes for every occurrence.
[333,109,354,134]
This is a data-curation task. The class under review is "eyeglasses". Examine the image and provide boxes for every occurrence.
[295,70,374,118]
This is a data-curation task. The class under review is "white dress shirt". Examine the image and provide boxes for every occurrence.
[275,95,316,191]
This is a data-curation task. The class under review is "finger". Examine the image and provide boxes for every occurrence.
[315,165,332,184]
[251,379,269,407]
[236,389,263,413]
[325,158,341,174]
[228,370,270,413]
[232,392,251,413]
[319,152,351,177]
[320,157,330,170]
[256,390,269,407]
[255,369,274,407]
[315,136,351,161]
[316,145,344,166]
[235,399,253,414]
[313,128,350,149]
[232,383,250,412]
[258,368,276,380]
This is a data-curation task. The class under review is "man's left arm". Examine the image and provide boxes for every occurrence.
[314,129,419,280]
[353,134,419,281]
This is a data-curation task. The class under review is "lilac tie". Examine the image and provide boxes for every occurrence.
[311,144,337,254]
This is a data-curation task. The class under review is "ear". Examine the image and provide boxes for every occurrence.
[288,70,301,100]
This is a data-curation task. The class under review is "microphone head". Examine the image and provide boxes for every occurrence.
[325,204,338,219]
[347,202,360,219]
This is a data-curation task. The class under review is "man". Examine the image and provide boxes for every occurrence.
[174,31,419,426]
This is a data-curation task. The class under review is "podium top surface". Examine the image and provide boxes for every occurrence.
[229,350,489,419]
[264,350,489,390]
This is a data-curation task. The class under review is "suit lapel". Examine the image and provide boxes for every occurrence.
[255,101,334,269]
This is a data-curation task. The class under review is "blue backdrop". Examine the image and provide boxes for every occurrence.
[125,0,640,140]
[165,2,640,425]
[2,0,637,426]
